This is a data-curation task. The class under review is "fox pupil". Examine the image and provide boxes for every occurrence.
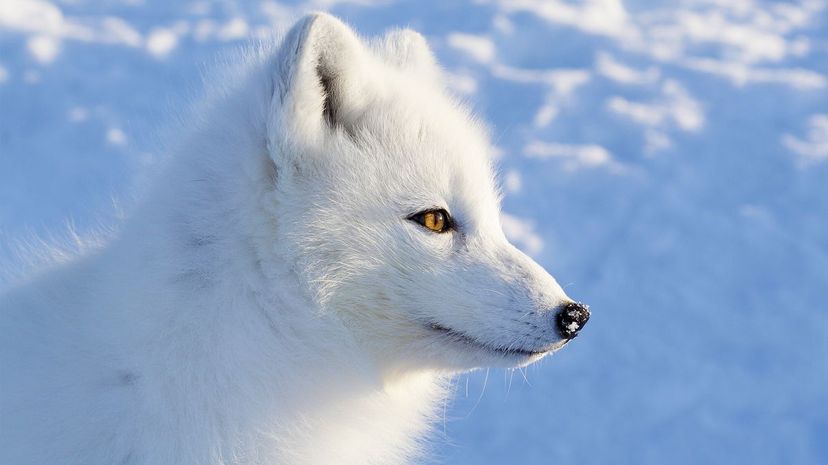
[410,209,450,233]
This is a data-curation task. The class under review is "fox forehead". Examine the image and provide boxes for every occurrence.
[326,82,501,224]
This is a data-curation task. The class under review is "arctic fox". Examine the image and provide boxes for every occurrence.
[0,13,590,465]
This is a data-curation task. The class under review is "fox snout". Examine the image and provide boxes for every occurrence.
[556,302,591,339]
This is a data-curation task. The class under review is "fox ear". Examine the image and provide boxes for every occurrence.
[379,28,439,80]
[269,13,371,151]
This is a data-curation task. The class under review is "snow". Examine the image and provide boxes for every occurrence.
[783,114,828,164]
[500,213,544,256]
[26,34,60,63]
[447,33,496,64]
[524,140,616,172]
[1,1,827,464]
[596,52,660,86]
[488,0,633,39]
[146,27,179,57]
[503,170,522,193]
[606,80,704,132]
[106,127,127,146]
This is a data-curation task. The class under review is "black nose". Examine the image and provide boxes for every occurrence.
[556,302,590,339]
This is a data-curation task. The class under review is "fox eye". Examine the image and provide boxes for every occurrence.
[408,209,453,233]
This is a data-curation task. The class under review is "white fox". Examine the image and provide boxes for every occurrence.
[0,13,590,465]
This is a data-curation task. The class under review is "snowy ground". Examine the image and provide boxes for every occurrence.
[2,1,827,464]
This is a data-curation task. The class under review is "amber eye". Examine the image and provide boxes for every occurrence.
[409,209,452,233]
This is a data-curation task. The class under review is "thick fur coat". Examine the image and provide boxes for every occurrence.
[0,13,585,465]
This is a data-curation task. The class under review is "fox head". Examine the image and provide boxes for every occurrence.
[263,13,589,374]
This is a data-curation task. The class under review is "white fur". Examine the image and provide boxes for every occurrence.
[0,13,577,465]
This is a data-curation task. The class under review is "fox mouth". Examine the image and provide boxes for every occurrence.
[427,323,551,357]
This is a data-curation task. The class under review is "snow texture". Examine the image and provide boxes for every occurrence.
[1,1,827,464]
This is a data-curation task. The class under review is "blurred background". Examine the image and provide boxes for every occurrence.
[1,1,827,464]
